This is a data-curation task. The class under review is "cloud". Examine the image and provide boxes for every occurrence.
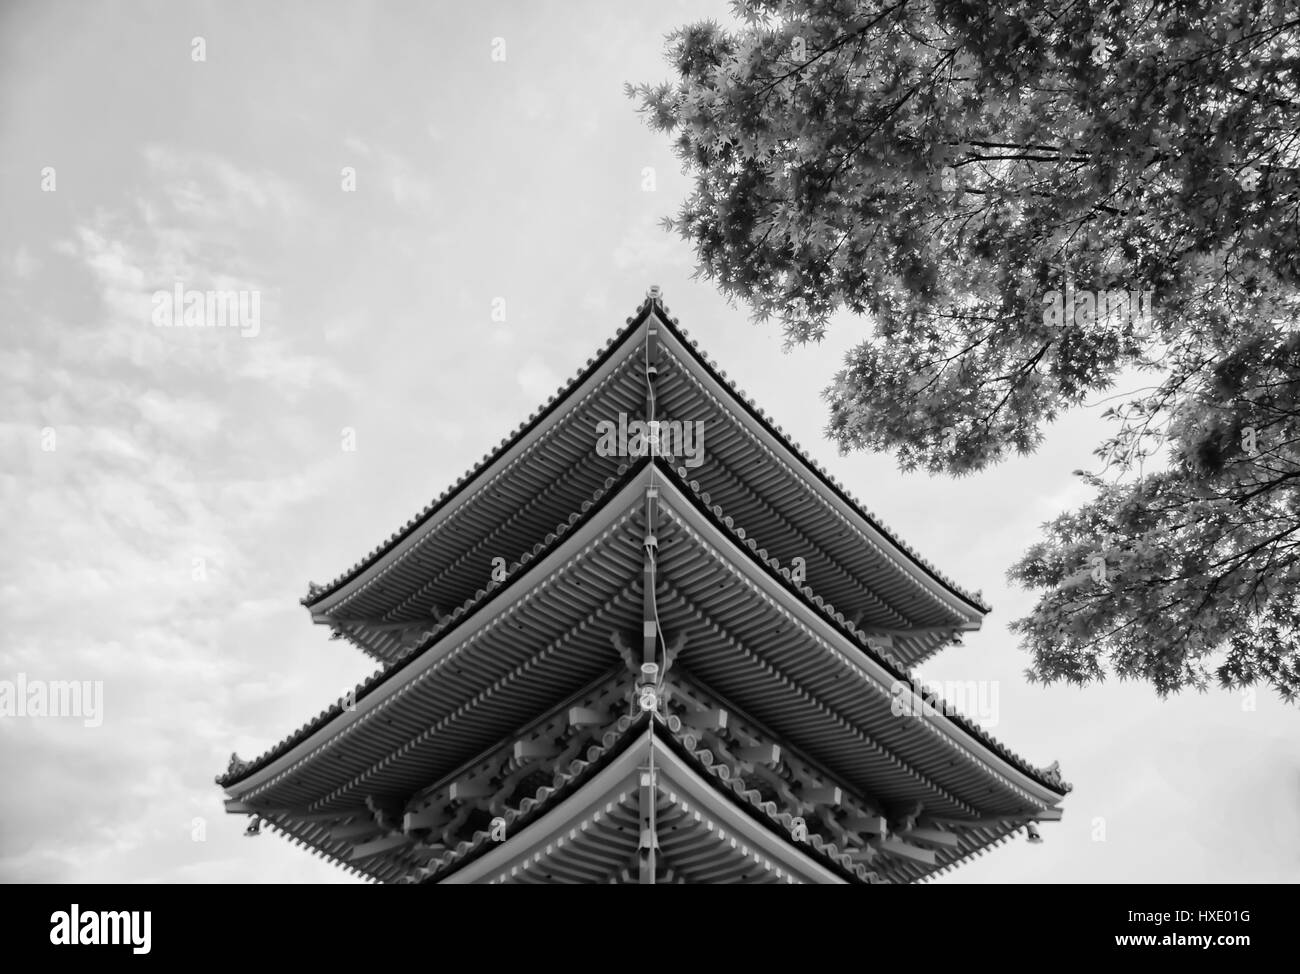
[516,356,560,402]
[342,136,437,209]
[141,145,307,226]
[0,147,360,882]
[611,214,694,274]
[7,244,40,281]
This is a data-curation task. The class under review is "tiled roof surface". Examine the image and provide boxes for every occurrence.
[302,302,657,607]
[219,461,642,789]
[221,458,1068,796]
[668,464,1070,797]
[302,293,988,615]
[661,308,989,615]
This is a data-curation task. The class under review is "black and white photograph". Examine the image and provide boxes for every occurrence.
[0,0,1292,954]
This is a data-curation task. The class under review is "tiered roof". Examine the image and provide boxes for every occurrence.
[220,291,1068,884]
[301,296,989,668]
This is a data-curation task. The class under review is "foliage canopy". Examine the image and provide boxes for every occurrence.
[632,0,1300,700]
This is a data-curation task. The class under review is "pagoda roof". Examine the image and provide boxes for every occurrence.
[219,461,1066,853]
[422,711,1046,885]
[229,695,1046,884]
[429,713,868,884]
[300,294,988,668]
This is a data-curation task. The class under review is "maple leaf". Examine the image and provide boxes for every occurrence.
[633,0,1300,702]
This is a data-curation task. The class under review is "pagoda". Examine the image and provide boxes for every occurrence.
[217,289,1069,884]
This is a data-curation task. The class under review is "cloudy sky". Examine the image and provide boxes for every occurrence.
[1,0,1295,884]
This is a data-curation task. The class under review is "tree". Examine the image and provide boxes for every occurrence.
[630,0,1300,701]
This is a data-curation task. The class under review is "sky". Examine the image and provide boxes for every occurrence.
[0,0,1296,885]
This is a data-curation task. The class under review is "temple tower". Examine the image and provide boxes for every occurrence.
[217,290,1069,883]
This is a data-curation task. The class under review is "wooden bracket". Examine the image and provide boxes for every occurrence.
[870,836,937,866]
[609,631,638,673]
[902,827,961,851]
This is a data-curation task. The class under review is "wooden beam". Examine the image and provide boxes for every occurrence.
[348,833,410,860]
[228,805,366,823]
[568,706,604,727]
[863,625,970,638]
[301,809,370,822]
[642,489,658,668]
[408,843,448,861]
[357,617,442,632]
[800,785,842,804]
[513,738,560,761]
[681,707,727,733]
[922,816,1015,829]
[870,837,937,866]
[449,779,492,801]
[842,814,888,835]
[903,827,961,851]
[609,631,637,673]
[661,631,687,677]
[1033,807,1065,822]
[330,821,383,841]
[638,767,656,884]
[403,805,447,832]
[737,743,780,764]
[365,795,402,832]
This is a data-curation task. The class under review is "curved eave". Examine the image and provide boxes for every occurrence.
[302,295,987,634]
[916,822,1037,883]
[219,464,650,795]
[234,701,1055,884]
[302,300,658,617]
[652,462,1067,806]
[255,815,385,883]
[221,461,1067,812]
[421,710,1038,885]
[652,309,988,623]
[438,721,854,885]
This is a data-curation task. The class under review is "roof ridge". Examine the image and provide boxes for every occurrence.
[650,302,989,614]
[303,296,658,607]
[305,290,989,616]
